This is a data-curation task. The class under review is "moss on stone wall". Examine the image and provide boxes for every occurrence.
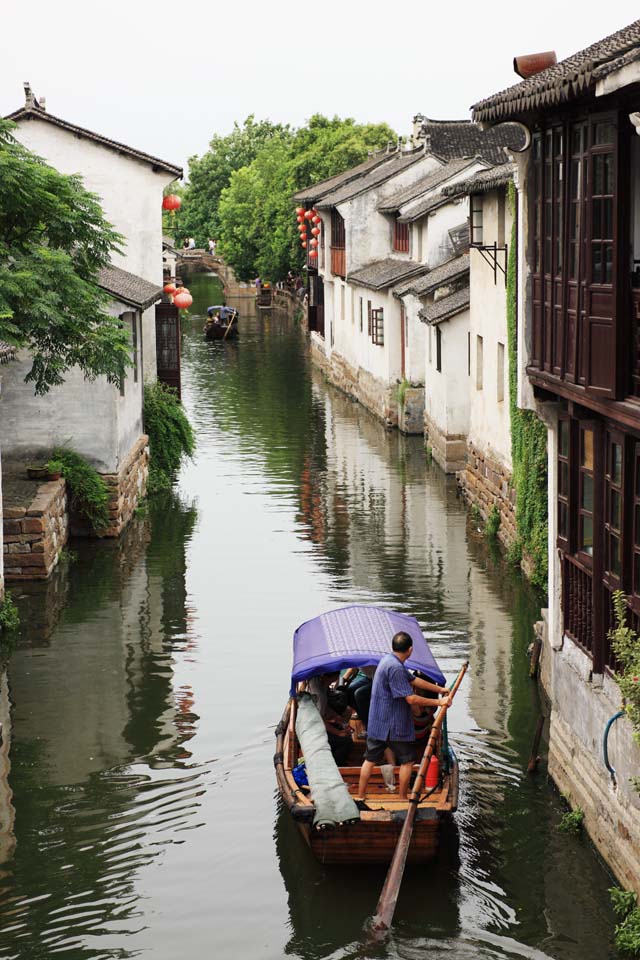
[507,182,548,593]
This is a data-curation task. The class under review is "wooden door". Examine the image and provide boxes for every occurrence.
[155,302,181,399]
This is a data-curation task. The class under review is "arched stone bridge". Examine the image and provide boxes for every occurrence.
[176,251,255,300]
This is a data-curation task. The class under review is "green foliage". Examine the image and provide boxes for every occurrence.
[506,182,548,592]
[610,888,640,956]
[46,459,63,474]
[53,448,110,533]
[558,806,584,834]
[0,591,20,632]
[609,590,640,749]
[59,548,78,564]
[506,538,523,567]
[0,119,131,394]
[395,378,410,406]
[134,497,149,518]
[485,504,501,540]
[173,116,290,247]
[470,504,481,522]
[143,382,195,493]
[179,114,395,281]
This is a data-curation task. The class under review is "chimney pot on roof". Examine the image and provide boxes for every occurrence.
[513,51,557,79]
[39,97,46,111]
[24,81,35,107]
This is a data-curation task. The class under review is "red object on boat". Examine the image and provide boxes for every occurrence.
[162,194,181,211]
[164,282,177,295]
[173,291,193,309]
[425,755,439,789]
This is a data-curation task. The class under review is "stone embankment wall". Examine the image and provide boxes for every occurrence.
[69,435,149,538]
[3,480,68,581]
[423,412,466,473]
[538,623,640,897]
[457,442,517,551]
[310,338,398,428]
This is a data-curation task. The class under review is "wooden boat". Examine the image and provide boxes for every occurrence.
[274,605,459,864]
[204,305,239,340]
[256,283,272,308]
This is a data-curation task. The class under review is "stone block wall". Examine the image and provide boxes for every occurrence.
[539,628,640,897]
[424,411,466,473]
[457,442,517,551]
[397,387,424,436]
[310,338,397,428]
[99,435,148,538]
[3,480,68,581]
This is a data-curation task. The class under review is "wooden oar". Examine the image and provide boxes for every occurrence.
[370,660,469,935]
[222,310,237,341]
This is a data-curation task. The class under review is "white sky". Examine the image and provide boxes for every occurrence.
[2,1,639,176]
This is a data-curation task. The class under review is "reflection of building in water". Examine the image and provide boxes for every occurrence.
[0,668,15,865]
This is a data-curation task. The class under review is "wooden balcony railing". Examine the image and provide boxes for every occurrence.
[330,246,346,278]
[563,554,593,655]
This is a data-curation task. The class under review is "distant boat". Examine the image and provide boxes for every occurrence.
[203,305,239,341]
[274,605,460,864]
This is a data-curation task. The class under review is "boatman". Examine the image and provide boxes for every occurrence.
[357,632,451,801]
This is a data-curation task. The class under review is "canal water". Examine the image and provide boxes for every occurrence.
[0,271,617,959]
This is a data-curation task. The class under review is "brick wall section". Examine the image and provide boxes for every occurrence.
[457,442,517,551]
[3,480,68,581]
[310,338,398,428]
[98,435,149,538]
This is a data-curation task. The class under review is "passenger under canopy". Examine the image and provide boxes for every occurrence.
[290,604,445,694]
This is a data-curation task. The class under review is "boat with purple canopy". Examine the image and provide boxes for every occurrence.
[274,605,459,864]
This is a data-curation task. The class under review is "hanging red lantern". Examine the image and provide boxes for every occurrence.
[304,210,313,220]
[312,215,321,224]
[173,291,193,309]
[309,238,318,248]
[164,282,177,295]
[298,224,307,233]
[309,249,318,258]
[295,206,305,216]
[301,241,307,248]
[162,194,181,212]
[311,227,320,236]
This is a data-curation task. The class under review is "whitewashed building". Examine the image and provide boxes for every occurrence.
[1,85,183,544]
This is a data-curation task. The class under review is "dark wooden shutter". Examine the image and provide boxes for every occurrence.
[585,114,617,397]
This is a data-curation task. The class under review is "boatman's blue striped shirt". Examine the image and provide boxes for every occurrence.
[367,653,414,742]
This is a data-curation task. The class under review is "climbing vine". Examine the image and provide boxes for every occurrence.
[609,589,640,752]
[143,382,195,493]
[506,182,548,592]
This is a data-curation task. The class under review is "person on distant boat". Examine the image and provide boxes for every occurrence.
[308,672,353,765]
[357,632,450,801]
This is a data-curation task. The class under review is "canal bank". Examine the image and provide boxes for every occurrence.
[0,275,619,959]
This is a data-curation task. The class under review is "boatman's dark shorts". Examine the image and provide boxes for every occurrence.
[364,737,415,766]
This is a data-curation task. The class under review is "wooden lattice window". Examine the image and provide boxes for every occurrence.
[470,196,483,246]
[393,220,409,252]
[436,327,442,372]
[557,416,570,548]
[371,308,384,346]
[578,425,595,561]
[632,444,640,599]
[604,432,624,583]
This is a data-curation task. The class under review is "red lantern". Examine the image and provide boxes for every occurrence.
[173,291,193,310]
[304,210,313,220]
[312,215,321,224]
[162,194,181,212]
[311,227,320,236]
[298,224,307,233]
[295,206,305,216]
[309,249,318,258]
[310,238,318,248]
[164,282,177,295]
[301,241,307,248]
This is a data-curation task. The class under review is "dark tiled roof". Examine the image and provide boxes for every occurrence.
[347,258,429,291]
[418,118,527,164]
[419,285,470,325]
[98,265,163,310]
[378,158,474,213]
[316,149,425,209]
[395,254,469,297]
[0,341,16,364]
[398,192,451,223]
[472,19,640,122]
[443,164,515,198]
[293,152,392,204]
[6,106,183,177]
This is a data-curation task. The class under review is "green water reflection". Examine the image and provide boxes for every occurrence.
[0,273,616,959]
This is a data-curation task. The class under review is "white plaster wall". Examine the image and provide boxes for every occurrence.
[467,191,513,472]
[13,118,179,384]
[332,282,405,387]
[424,199,469,268]
[0,304,143,473]
[401,293,426,385]
[340,153,441,273]
[424,311,470,438]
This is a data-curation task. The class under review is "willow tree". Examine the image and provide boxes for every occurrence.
[0,119,131,394]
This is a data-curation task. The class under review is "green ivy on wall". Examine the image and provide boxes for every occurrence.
[507,182,548,593]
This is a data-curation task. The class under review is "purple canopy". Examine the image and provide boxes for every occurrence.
[290,605,445,694]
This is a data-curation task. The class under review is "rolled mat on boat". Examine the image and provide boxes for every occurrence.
[295,692,359,829]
